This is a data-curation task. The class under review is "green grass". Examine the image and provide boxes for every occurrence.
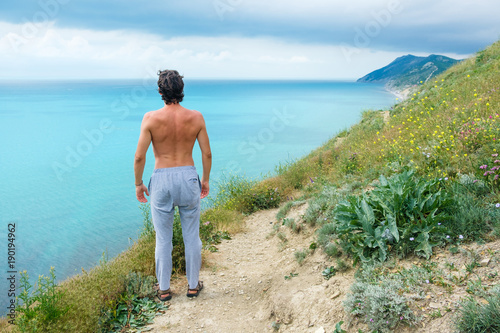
[455,288,500,333]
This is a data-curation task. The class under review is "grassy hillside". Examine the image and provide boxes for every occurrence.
[2,40,500,332]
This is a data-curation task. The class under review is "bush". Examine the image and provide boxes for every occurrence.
[294,249,308,265]
[324,243,342,258]
[99,272,167,332]
[317,223,336,248]
[237,186,282,214]
[208,172,255,210]
[15,267,69,332]
[344,263,419,332]
[275,159,312,190]
[304,185,340,226]
[124,272,156,299]
[334,169,452,264]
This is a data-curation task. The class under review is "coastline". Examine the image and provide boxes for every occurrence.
[385,84,415,101]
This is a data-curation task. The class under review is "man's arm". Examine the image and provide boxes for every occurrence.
[197,114,212,199]
[134,113,152,203]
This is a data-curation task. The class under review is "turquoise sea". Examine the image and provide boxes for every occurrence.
[0,79,394,315]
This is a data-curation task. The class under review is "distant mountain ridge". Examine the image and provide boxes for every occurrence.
[357,54,460,97]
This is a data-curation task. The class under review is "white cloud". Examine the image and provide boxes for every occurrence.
[0,21,472,80]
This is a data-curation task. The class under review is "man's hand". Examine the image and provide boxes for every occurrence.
[200,179,209,199]
[136,184,150,203]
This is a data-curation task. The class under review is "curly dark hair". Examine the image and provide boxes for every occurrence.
[157,69,184,105]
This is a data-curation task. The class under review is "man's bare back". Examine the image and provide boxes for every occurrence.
[145,104,206,169]
[134,103,212,202]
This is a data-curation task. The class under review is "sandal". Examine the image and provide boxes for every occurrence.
[157,288,172,301]
[187,281,203,298]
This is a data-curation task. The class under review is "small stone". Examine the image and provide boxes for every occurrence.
[220,273,225,276]
[315,327,325,333]
[429,302,440,309]
[330,291,341,299]
[480,258,491,267]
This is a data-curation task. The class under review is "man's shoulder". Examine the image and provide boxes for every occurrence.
[183,107,202,116]
[144,109,161,117]
[184,108,205,122]
[143,107,166,119]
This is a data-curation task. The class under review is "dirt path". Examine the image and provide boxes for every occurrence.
[149,203,351,333]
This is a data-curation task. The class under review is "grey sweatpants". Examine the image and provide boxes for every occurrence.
[148,166,202,291]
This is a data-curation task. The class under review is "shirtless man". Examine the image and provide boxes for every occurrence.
[134,69,212,301]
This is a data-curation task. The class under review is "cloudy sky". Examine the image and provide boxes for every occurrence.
[0,0,499,80]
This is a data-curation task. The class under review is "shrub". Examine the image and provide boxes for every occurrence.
[200,218,231,252]
[344,263,419,332]
[335,258,349,272]
[317,223,336,247]
[208,172,255,210]
[324,243,342,258]
[275,159,312,190]
[124,272,155,299]
[99,272,167,333]
[344,280,416,332]
[15,267,69,332]
[294,249,308,265]
[237,186,282,214]
[304,185,340,226]
[334,169,452,264]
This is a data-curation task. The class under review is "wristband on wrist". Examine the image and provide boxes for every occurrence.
[135,180,143,186]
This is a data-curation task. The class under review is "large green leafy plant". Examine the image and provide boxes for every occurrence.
[334,170,452,264]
